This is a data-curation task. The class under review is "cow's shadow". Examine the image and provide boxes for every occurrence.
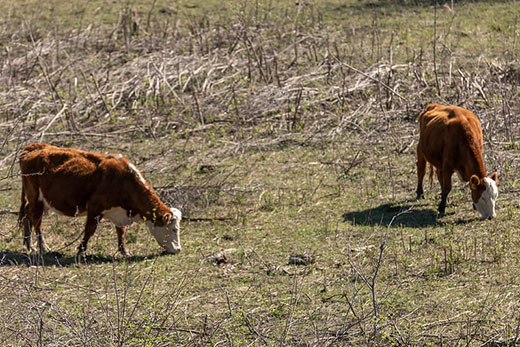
[342,201,477,228]
[0,250,165,267]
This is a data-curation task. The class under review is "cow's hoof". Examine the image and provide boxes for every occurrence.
[119,248,132,256]
[160,248,180,256]
[39,247,51,254]
[75,251,87,263]
[36,243,50,254]
[416,194,424,200]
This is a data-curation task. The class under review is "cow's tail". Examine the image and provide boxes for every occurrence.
[18,182,28,228]
[18,143,48,225]
[18,180,35,251]
[428,162,435,187]
[18,147,29,227]
[17,143,40,227]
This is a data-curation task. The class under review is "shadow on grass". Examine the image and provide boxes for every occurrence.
[0,250,166,267]
[342,202,477,228]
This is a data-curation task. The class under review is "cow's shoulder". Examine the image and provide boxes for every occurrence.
[97,153,147,184]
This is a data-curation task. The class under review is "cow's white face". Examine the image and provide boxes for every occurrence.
[472,176,498,220]
[147,208,182,254]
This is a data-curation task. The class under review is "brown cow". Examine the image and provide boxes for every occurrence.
[18,143,182,255]
[416,104,498,219]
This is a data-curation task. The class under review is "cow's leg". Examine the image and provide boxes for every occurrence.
[438,167,453,216]
[77,214,101,256]
[116,226,131,256]
[416,150,427,199]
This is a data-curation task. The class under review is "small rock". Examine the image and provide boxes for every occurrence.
[199,164,216,173]
[211,252,229,265]
[288,254,314,266]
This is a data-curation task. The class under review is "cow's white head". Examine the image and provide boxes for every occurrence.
[147,208,182,254]
[470,172,498,220]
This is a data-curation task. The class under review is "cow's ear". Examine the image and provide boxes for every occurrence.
[490,171,498,184]
[469,175,480,190]
[162,213,172,224]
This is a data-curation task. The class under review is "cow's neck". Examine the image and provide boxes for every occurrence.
[461,151,487,182]
[130,189,166,222]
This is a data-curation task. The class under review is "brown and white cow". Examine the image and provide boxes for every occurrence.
[18,143,182,255]
[416,104,498,219]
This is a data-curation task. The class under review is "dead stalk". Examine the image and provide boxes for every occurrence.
[433,2,441,97]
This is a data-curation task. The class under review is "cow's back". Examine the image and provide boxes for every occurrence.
[418,104,483,169]
[20,145,105,217]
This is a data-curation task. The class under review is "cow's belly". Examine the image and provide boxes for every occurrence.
[38,188,87,217]
[102,207,141,227]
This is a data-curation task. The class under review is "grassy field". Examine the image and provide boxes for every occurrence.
[0,0,519,345]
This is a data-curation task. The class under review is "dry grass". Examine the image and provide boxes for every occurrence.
[0,0,519,345]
